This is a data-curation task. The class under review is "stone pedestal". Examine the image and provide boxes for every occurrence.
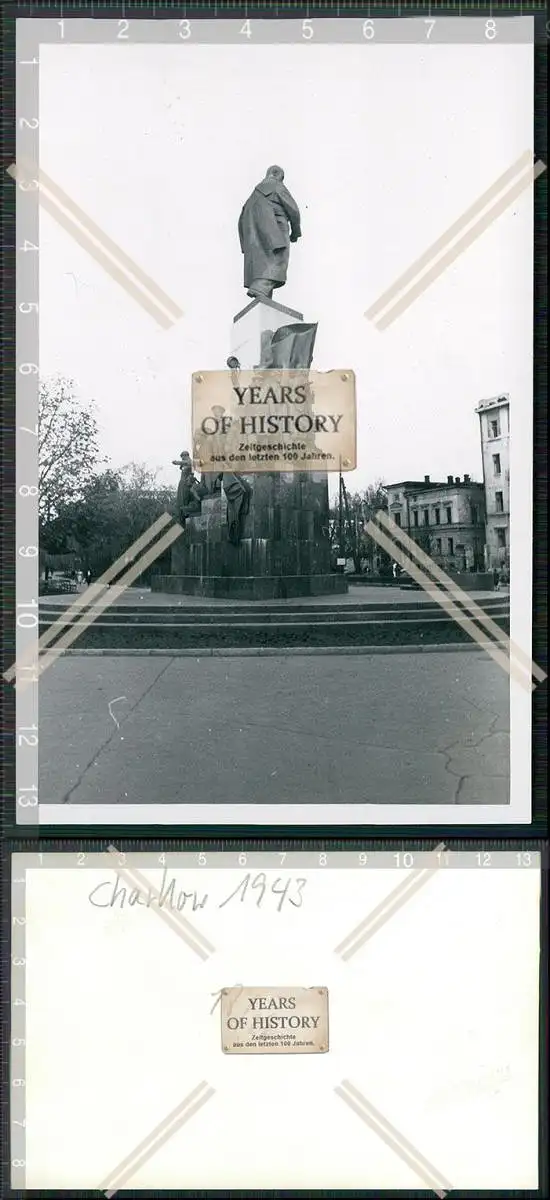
[161,474,346,599]
[231,296,305,368]
[152,297,347,600]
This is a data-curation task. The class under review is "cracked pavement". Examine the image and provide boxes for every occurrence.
[39,650,510,806]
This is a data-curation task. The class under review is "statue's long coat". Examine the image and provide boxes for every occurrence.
[223,473,252,545]
[238,177,301,290]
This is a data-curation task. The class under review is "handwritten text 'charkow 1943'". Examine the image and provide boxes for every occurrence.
[88,868,307,913]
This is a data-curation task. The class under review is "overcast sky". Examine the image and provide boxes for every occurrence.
[38,32,533,494]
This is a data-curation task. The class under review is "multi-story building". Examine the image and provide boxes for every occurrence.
[475,394,510,570]
[385,475,486,572]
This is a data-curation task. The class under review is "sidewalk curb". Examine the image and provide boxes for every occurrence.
[49,641,501,659]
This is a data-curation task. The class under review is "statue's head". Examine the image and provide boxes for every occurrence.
[266,164,284,182]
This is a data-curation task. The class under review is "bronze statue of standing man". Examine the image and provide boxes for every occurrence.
[238,165,301,301]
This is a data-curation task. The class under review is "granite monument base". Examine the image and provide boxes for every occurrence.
[154,573,347,600]
[151,474,348,600]
[231,295,305,366]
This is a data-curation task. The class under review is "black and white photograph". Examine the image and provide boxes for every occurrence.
[17,16,537,824]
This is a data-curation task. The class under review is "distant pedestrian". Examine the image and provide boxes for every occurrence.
[85,568,92,587]
[392,561,399,580]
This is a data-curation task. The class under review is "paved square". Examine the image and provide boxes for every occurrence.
[40,650,509,806]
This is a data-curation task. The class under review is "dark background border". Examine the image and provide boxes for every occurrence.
[1,3,548,1195]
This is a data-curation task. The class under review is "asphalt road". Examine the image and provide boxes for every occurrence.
[39,650,510,806]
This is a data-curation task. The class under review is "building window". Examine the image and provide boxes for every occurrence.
[436,538,442,554]
[496,528,507,548]
[423,509,429,526]
[446,506,452,524]
[495,491,504,512]
[489,418,500,439]
[492,453,501,475]
[413,510,419,527]
[448,537,454,555]
[394,511,401,527]
[471,506,477,524]
[434,508,440,525]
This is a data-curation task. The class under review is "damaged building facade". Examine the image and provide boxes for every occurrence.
[475,394,510,571]
[385,475,486,572]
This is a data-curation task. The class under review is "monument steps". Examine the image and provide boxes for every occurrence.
[38,596,509,650]
[40,596,508,624]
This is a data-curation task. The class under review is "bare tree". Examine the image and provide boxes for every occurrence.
[39,377,103,525]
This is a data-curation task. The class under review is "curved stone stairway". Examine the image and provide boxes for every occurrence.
[38,593,510,653]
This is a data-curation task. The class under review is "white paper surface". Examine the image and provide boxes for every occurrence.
[17,859,539,1190]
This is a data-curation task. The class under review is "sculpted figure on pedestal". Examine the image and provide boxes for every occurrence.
[238,165,301,301]
[172,451,203,523]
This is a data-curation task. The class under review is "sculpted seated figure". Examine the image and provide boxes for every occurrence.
[172,447,250,545]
